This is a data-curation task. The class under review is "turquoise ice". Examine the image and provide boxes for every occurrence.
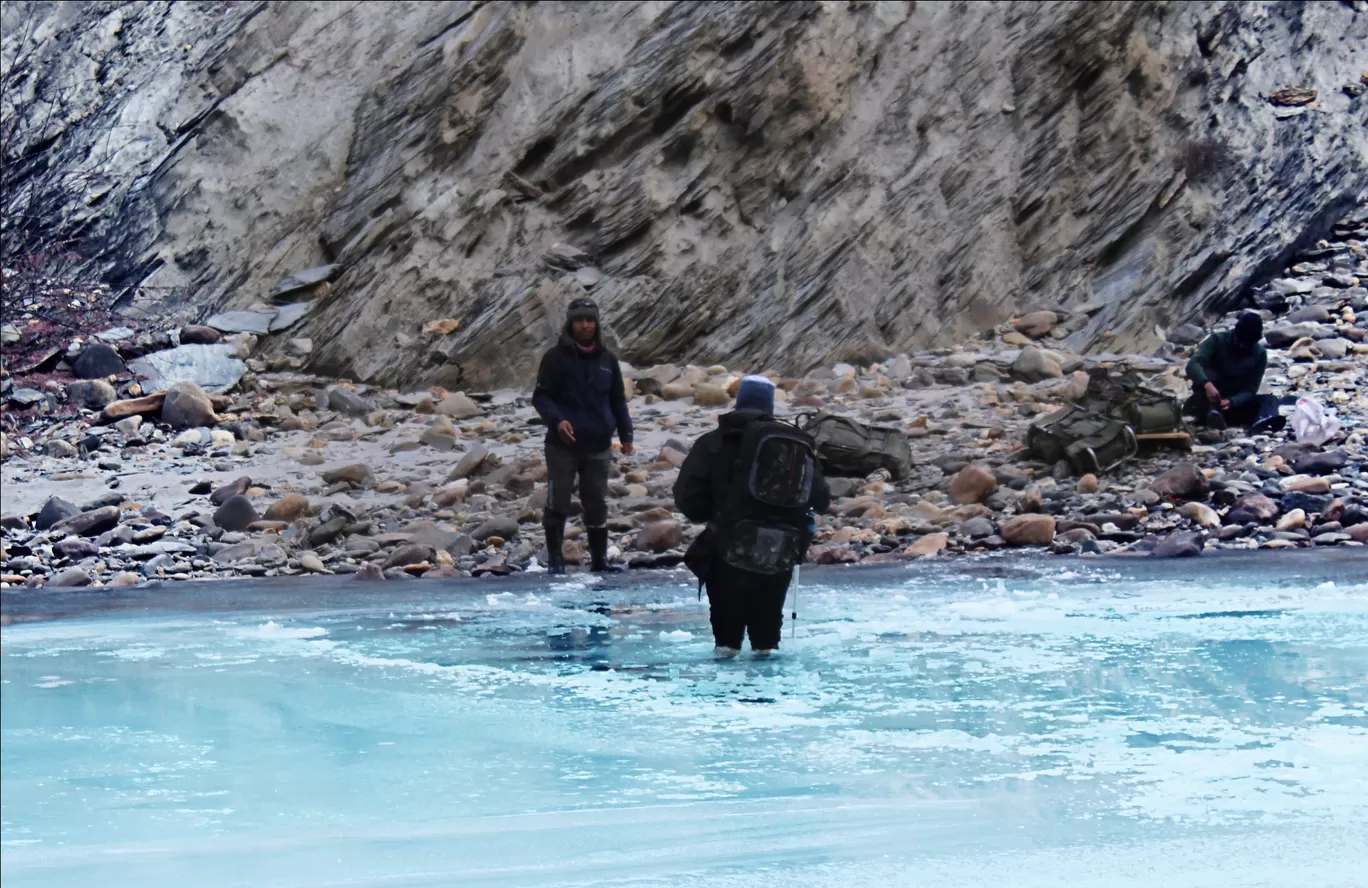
[3,551,1366,887]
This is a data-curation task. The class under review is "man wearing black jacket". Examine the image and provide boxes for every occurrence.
[533,298,634,574]
[673,376,831,657]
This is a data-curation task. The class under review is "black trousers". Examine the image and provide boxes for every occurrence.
[545,443,611,527]
[1184,390,1279,428]
[705,559,793,650]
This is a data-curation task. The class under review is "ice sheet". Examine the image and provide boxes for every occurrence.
[3,551,1366,886]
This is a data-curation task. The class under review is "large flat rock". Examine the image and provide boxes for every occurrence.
[129,344,246,393]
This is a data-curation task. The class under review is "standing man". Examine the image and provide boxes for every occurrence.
[533,297,634,574]
[1184,311,1283,433]
[674,376,830,658]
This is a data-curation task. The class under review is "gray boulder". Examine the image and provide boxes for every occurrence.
[130,344,246,393]
[213,495,259,532]
[35,496,80,530]
[67,379,118,410]
[73,343,126,379]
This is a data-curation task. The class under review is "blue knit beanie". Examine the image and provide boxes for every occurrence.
[735,375,776,413]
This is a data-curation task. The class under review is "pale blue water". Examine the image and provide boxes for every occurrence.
[3,551,1367,887]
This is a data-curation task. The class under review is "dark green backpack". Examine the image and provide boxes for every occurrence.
[797,410,913,480]
[1027,405,1138,475]
[1082,369,1186,434]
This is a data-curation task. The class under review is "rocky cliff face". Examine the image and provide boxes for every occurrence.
[3,0,1366,389]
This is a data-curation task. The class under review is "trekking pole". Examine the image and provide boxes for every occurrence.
[790,563,799,641]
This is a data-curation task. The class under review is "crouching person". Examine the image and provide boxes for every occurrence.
[532,298,634,574]
[1183,312,1284,434]
[673,376,830,658]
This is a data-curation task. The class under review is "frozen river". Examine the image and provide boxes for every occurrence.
[3,551,1367,887]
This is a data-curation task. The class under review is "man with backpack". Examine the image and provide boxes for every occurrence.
[533,297,634,574]
[674,376,831,658]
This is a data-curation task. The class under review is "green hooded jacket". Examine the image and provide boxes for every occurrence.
[1185,330,1267,408]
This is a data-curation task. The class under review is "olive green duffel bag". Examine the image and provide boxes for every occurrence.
[1027,405,1138,475]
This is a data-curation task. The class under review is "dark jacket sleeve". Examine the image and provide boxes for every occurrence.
[1227,347,1266,406]
[1185,335,1217,386]
[609,357,633,444]
[674,433,717,523]
[531,349,564,427]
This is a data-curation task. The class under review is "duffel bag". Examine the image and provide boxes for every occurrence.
[797,410,913,480]
[1027,405,1138,475]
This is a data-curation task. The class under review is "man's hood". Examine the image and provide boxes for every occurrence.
[719,408,772,431]
[560,318,603,352]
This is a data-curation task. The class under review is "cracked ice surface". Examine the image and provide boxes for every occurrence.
[2,550,1366,887]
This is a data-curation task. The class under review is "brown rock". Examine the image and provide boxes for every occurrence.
[49,568,92,587]
[68,379,118,410]
[661,382,693,401]
[1276,508,1308,531]
[1000,514,1056,546]
[808,545,859,565]
[1179,501,1221,528]
[1153,531,1203,558]
[434,484,470,508]
[1013,345,1062,382]
[692,384,730,407]
[658,445,687,468]
[263,494,310,522]
[210,476,253,506]
[54,506,121,537]
[384,544,436,569]
[1015,310,1058,339]
[354,562,386,581]
[179,325,222,344]
[1227,493,1278,523]
[435,392,482,419]
[1347,523,1368,543]
[905,532,948,558]
[99,392,166,424]
[1077,473,1099,494]
[447,447,490,481]
[949,464,998,505]
[909,500,946,524]
[162,381,218,429]
[422,318,461,336]
[634,520,683,552]
[1287,476,1331,494]
[419,422,460,450]
[1149,463,1209,500]
[322,463,374,486]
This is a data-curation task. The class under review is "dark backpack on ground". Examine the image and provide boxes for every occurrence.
[1082,368,1186,434]
[1027,405,1138,475]
[714,417,818,575]
[798,410,913,480]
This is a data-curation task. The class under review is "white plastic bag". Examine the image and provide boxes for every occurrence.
[1290,396,1342,446]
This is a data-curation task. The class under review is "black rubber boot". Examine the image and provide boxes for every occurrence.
[544,512,567,575]
[588,527,622,573]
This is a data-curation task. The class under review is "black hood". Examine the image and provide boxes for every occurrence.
[561,317,603,351]
[719,408,772,431]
